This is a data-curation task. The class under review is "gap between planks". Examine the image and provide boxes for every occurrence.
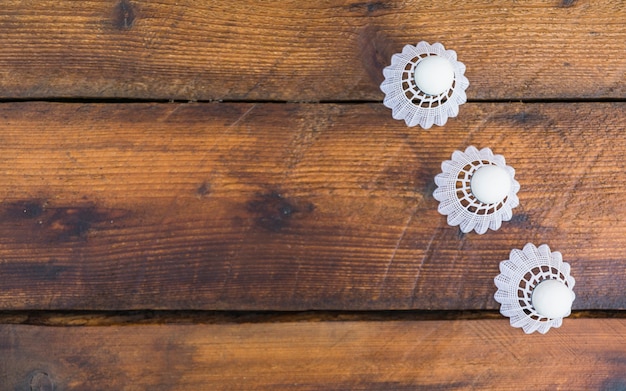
[0,310,624,327]
[2,98,626,105]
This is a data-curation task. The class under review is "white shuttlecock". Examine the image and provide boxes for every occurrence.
[494,243,576,334]
[433,146,520,234]
[380,41,469,129]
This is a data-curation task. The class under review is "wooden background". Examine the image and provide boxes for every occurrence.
[1,0,626,389]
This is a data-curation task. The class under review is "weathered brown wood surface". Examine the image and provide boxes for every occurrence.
[3,319,626,390]
[3,0,626,389]
[0,102,623,311]
[1,0,625,101]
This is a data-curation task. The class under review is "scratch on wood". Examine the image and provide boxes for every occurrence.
[468,321,523,364]
[366,135,404,192]
[328,329,353,350]
[160,104,183,122]
[410,222,442,305]
[281,107,331,176]
[551,141,606,224]
[291,262,302,299]
[228,104,257,129]
[218,260,234,299]
[379,209,415,294]
[217,222,249,301]
[461,111,495,148]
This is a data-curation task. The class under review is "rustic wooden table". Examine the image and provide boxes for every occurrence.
[1,1,626,389]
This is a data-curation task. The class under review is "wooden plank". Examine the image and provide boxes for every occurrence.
[0,101,625,311]
[2,319,626,390]
[1,0,625,101]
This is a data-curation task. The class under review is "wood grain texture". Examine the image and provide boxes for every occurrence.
[0,102,625,311]
[1,0,626,101]
[2,319,626,390]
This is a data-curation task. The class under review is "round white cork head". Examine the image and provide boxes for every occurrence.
[414,55,455,95]
[532,279,575,319]
[470,165,512,204]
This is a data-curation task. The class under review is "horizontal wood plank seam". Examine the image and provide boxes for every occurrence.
[1,310,626,327]
[3,98,626,104]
